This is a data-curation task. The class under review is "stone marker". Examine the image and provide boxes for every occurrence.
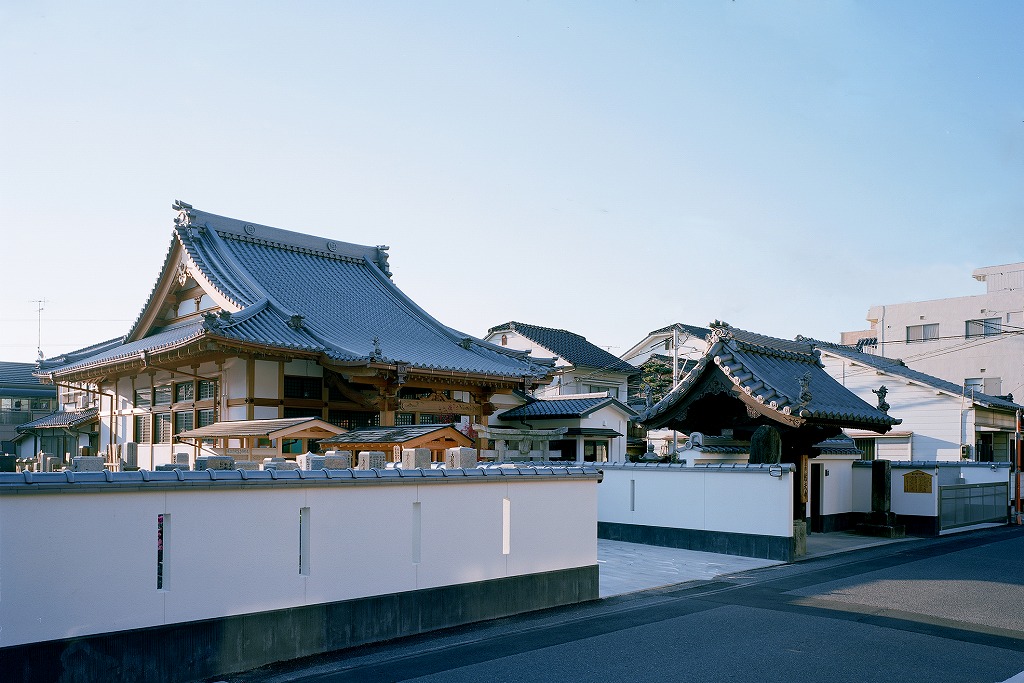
[72,455,105,472]
[195,455,235,470]
[749,425,782,464]
[323,450,353,469]
[855,459,905,538]
[402,448,432,469]
[446,447,478,469]
[357,451,387,470]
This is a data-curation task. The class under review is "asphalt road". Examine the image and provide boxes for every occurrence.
[225,526,1024,683]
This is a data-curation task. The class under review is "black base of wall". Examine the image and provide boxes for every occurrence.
[598,521,792,562]
[814,512,861,534]
[0,565,598,683]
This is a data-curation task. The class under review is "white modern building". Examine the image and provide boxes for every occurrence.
[843,262,1024,403]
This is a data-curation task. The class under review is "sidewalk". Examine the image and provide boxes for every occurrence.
[597,531,912,597]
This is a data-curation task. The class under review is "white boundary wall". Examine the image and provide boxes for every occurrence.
[852,461,1011,517]
[0,469,597,647]
[598,464,794,537]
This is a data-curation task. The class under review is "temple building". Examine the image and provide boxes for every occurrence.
[634,322,900,528]
[35,202,553,469]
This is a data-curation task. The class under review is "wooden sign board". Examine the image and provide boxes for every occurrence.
[903,469,933,494]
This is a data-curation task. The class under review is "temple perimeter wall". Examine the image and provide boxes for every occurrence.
[597,463,795,561]
[0,467,599,683]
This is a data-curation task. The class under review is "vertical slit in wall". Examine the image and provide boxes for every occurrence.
[299,507,311,575]
[630,479,636,512]
[412,501,422,564]
[502,497,511,555]
[157,513,168,590]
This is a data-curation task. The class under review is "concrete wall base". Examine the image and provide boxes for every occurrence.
[598,521,792,562]
[0,565,599,683]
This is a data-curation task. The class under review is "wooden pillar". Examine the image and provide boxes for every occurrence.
[246,356,255,420]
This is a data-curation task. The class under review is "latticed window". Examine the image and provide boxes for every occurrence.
[395,412,415,426]
[134,389,151,409]
[174,382,194,403]
[329,410,381,429]
[173,411,194,434]
[198,380,217,401]
[134,414,151,443]
[154,413,172,443]
[854,438,875,460]
[197,408,215,428]
[154,385,172,406]
[284,376,323,399]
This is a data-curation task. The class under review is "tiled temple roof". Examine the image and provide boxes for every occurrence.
[636,322,900,432]
[41,204,552,381]
[487,321,638,375]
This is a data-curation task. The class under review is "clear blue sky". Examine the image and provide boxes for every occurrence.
[1,1,1021,363]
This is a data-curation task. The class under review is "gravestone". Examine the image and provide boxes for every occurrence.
[748,425,782,464]
[195,455,235,470]
[446,447,478,469]
[402,448,432,469]
[357,451,387,470]
[323,450,352,469]
[72,455,105,472]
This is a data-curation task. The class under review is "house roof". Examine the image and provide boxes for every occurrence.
[16,407,99,433]
[0,362,46,387]
[646,322,713,339]
[39,204,552,382]
[812,435,865,457]
[636,322,900,433]
[805,338,1024,412]
[319,424,470,446]
[175,417,344,440]
[498,395,637,420]
[487,321,638,375]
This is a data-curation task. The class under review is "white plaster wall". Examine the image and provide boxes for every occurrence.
[254,360,279,399]
[815,456,855,516]
[0,476,597,647]
[598,467,793,537]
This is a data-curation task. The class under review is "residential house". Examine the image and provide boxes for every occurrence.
[0,361,56,451]
[842,262,1024,402]
[482,321,639,461]
[808,338,1022,463]
[36,202,553,470]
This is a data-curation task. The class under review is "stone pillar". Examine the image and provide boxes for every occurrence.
[855,458,905,537]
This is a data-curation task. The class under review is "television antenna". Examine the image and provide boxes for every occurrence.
[31,299,47,360]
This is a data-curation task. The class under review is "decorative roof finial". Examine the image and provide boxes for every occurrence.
[288,314,304,330]
[872,385,890,413]
[798,372,813,405]
[371,337,383,360]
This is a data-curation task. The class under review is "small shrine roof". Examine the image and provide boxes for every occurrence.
[175,417,343,440]
[16,408,99,433]
[636,322,900,433]
[319,424,470,446]
[498,395,637,420]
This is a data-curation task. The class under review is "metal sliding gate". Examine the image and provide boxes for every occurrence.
[938,482,1009,530]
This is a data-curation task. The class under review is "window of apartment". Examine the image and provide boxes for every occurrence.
[173,411,194,435]
[965,318,1001,338]
[134,388,152,408]
[154,385,172,406]
[197,380,217,401]
[585,385,619,398]
[284,376,323,400]
[583,440,609,463]
[174,382,194,403]
[135,414,152,444]
[853,438,875,460]
[30,398,52,411]
[154,413,172,444]
[906,324,939,343]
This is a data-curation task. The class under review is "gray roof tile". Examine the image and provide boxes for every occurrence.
[487,321,638,375]
[16,408,99,432]
[637,323,900,431]
[499,396,637,420]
